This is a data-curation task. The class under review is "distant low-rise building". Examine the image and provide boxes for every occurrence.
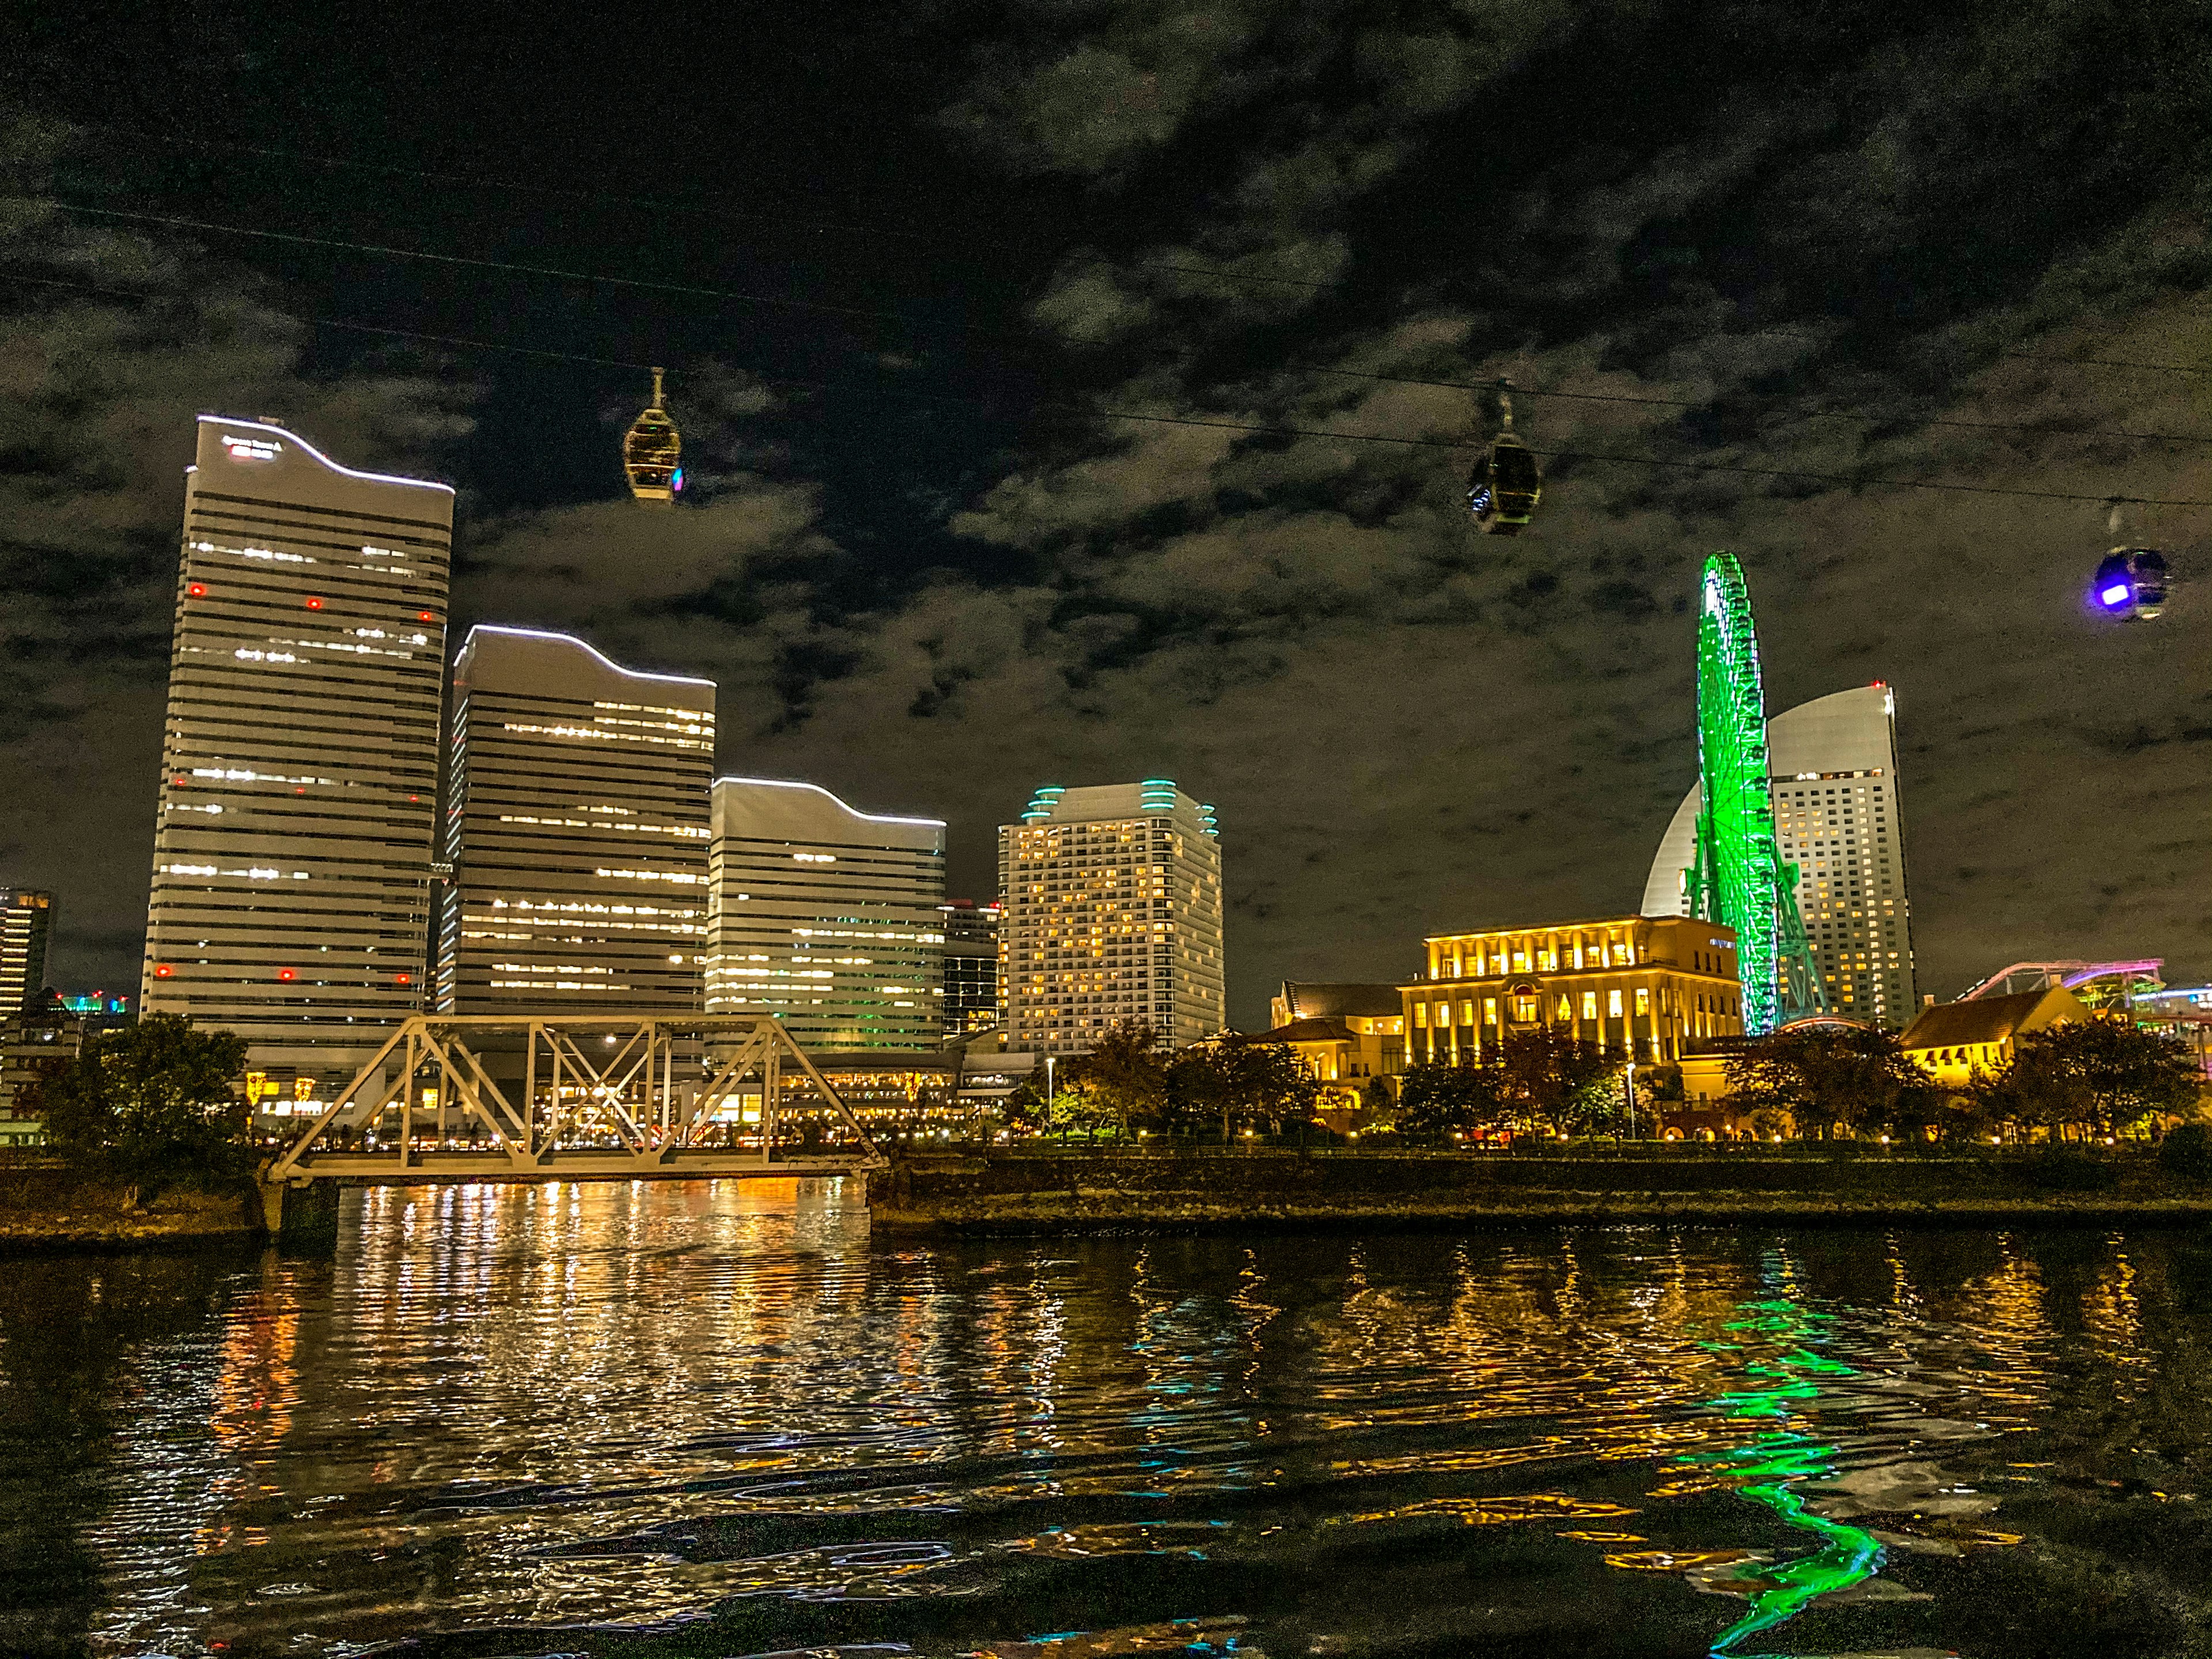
[0,1006,79,1143]
[1403,915,1743,1066]
[1898,986,2090,1090]
[1262,982,1406,1097]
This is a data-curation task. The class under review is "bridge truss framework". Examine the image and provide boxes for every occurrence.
[266,1013,886,1183]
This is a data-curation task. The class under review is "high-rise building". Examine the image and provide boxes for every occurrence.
[1644,684,1916,1025]
[704,778,945,1050]
[435,627,714,1014]
[940,900,1003,1038]
[1,891,54,1014]
[141,416,452,1075]
[999,781,1225,1054]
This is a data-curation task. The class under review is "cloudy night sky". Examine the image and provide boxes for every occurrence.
[2,0,2206,1024]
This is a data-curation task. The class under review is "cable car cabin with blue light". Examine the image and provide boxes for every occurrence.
[2090,547,2168,620]
[1467,434,1543,535]
[623,366,683,504]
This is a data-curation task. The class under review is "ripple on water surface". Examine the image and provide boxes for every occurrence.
[3,1181,2206,1659]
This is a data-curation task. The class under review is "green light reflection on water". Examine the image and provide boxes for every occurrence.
[1682,1297,1885,1657]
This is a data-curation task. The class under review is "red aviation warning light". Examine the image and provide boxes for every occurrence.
[304,596,325,611]
[277,968,297,982]
[187,582,207,597]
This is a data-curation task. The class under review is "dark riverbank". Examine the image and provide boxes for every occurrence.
[869,1147,2212,1233]
[0,1161,265,1253]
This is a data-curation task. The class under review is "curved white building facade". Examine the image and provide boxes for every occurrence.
[1643,684,1916,1025]
[705,778,946,1050]
[435,627,715,1015]
[141,417,452,1075]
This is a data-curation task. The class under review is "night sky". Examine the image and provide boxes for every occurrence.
[3,0,2206,1025]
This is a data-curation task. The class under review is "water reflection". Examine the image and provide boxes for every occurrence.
[0,1187,2204,1659]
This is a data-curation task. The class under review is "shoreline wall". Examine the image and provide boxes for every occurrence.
[869,1150,2212,1233]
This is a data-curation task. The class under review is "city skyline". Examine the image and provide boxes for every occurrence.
[2,0,2203,1030]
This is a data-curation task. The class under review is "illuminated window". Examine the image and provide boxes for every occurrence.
[1555,994,1573,1020]
[1581,991,1599,1020]
[1635,987,1650,1016]
[1484,998,1498,1024]
[1413,1002,1428,1028]
[1460,1001,1475,1026]
[1512,995,1536,1022]
[1609,988,1624,1017]
[1435,1001,1452,1028]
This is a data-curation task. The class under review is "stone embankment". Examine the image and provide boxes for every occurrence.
[868,1149,2212,1234]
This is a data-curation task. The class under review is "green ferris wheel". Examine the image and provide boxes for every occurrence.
[1686,552,1824,1034]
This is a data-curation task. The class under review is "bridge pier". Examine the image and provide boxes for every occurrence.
[257,1171,340,1247]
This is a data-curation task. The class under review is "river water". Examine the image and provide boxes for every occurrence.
[2,1181,2207,1659]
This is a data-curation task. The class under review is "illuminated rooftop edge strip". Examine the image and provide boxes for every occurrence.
[714,775,946,828]
[466,624,718,687]
[198,414,456,495]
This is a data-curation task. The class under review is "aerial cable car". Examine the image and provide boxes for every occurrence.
[2090,502,2169,621]
[623,366,683,503]
[1466,380,1543,535]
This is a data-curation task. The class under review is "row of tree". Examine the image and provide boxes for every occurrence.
[1009,1024,1335,1141]
[1392,1030,1637,1139]
[1724,1020,2201,1142]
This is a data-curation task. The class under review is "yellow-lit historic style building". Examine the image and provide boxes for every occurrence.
[1402,914,1743,1066]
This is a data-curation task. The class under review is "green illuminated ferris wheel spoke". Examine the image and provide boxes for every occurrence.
[1688,552,1822,1034]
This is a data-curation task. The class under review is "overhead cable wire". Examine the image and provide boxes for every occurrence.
[7,268,2207,508]
[78,122,939,243]
[1296,365,2212,445]
[48,202,987,334]
[73,124,2212,374]
[47,200,2212,436]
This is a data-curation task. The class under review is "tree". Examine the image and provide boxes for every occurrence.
[1166,1037,1319,1143]
[1062,1021,1169,1138]
[31,1013,252,1202]
[1392,1062,1501,1139]
[1724,1025,1941,1140]
[1491,1029,1619,1135]
[1976,1021,2200,1141]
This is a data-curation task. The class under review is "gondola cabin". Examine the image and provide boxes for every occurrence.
[1467,432,1543,535]
[623,367,683,504]
[2090,547,2168,620]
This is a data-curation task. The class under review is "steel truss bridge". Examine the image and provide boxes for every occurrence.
[266,1014,886,1184]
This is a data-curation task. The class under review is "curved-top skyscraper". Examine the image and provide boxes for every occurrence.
[141,416,453,1081]
[1645,683,1916,1027]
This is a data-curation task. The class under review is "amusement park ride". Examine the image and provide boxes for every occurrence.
[1684,554,1824,1035]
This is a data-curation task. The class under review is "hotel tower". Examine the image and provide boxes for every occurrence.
[999,781,1225,1054]
[435,627,715,1014]
[1644,684,1916,1025]
[704,778,946,1050]
[139,418,453,1075]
